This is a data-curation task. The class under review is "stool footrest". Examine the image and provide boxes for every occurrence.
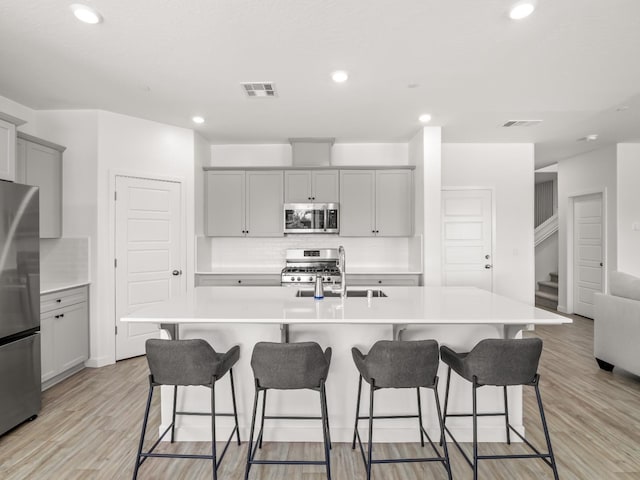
[175,410,236,417]
[357,414,419,420]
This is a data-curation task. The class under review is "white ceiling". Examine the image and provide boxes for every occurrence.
[1,0,640,168]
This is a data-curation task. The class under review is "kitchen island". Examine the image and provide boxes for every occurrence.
[121,286,570,443]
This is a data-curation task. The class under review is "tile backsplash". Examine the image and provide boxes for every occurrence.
[197,235,422,272]
[40,237,90,286]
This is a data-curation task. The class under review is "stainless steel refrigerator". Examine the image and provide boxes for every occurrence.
[0,180,41,436]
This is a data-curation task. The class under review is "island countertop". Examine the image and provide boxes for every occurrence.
[122,285,569,327]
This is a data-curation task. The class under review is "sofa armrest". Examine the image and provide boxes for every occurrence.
[594,292,640,375]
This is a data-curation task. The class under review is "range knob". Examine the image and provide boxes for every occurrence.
[308,276,314,281]
[297,277,301,281]
[290,277,295,281]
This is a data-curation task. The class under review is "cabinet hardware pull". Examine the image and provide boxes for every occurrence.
[56,299,62,303]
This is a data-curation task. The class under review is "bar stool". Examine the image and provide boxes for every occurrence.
[440,338,559,480]
[351,340,453,480]
[133,339,241,480]
[244,341,332,480]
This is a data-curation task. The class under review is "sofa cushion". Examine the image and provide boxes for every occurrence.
[610,271,640,301]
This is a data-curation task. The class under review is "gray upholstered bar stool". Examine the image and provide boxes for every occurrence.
[351,340,453,480]
[440,338,559,480]
[133,339,241,480]
[245,341,332,480]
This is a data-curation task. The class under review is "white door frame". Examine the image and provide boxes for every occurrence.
[441,186,496,291]
[109,170,188,361]
[566,188,607,314]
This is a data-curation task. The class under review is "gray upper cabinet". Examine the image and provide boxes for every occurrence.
[340,169,413,237]
[16,133,65,238]
[284,170,339,203]
[206,170,283,237]
[0,115,20,181]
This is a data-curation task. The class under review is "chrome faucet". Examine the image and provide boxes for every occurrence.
[338,245,347,297]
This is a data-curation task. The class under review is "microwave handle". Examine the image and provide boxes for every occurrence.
[324,207,327,231]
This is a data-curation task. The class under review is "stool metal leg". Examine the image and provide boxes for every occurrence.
[472,377,479,480]
[244,382,260,480]
[440,366,452,447]
[433,383,453,480]
[258,389,267,449]
[320,380,332,480]
[229,369,241,445]
[132,378,155,480]
[211,378,217,480]
[503,385,511,445]
[417,387,425,447]
[352,375,363,449]
[366,381,375,480]
[534,379,560,480]
[171,385,178,443]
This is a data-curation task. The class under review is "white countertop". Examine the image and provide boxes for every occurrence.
[41,281,90,295]
[122,286,570,326]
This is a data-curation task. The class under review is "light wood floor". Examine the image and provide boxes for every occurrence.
[1,315,639,479]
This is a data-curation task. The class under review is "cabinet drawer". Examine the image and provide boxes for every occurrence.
[348,274,421,286]
[41,287,88,313]
[196,274,281,287]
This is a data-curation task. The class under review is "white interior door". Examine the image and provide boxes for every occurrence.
[442,189,493,291]
[573,193,603,318]
[115,176,183,360]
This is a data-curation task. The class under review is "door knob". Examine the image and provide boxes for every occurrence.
[484,264,492,269]
[172,269,182,276]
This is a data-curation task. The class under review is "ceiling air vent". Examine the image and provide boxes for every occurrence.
[241,82,277,97]
[502,120,543,127]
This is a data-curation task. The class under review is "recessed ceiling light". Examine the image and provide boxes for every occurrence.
[331,71,349,83]
[509,2,535,20]
[192,116,205,124]
[70,4,103,24]
[578,134,598,142]
[418,113,432,123]
[616,105,630,112]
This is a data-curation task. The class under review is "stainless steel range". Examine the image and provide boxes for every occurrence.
[281,248,342,286]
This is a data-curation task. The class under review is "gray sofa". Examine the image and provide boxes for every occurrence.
[593,271,640,375]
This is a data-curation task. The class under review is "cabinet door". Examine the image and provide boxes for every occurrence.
[339,170,375,236]
[0,118,16,181]
[284,171,312,202]
[312,170,339,203]
[246,171,284,237]
[375,170,413,236]
[15,138,26,183]
[40,311,57,383]
[54,302,89,372]
[25,142,63,238]
[206,171,245,236]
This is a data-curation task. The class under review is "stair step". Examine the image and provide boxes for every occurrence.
[537,280,559,295]
[535,290,558,301]
[535,290,558,310]
[549,272,558,282]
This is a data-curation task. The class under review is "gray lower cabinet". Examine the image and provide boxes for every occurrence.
[348,274,421,286]
[340,169,413,237]
[206,170,283,237]
[196,274,281,286]
[16,132,65,238]
[40,286,89,390]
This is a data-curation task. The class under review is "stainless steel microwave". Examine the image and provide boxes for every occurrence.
[284,203,339,234]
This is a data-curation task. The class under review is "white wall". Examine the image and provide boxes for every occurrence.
[96,111,195,366]
[442,143,535,304]
[535,232,558,286]
[557,145,616,311]
[616,144,640,276]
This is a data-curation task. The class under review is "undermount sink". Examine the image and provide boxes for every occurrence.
[296,289,387,298]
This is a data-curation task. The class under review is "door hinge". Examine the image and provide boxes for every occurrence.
[114,258,117,268]
[115,325,118,335]
[114,191,117,201]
